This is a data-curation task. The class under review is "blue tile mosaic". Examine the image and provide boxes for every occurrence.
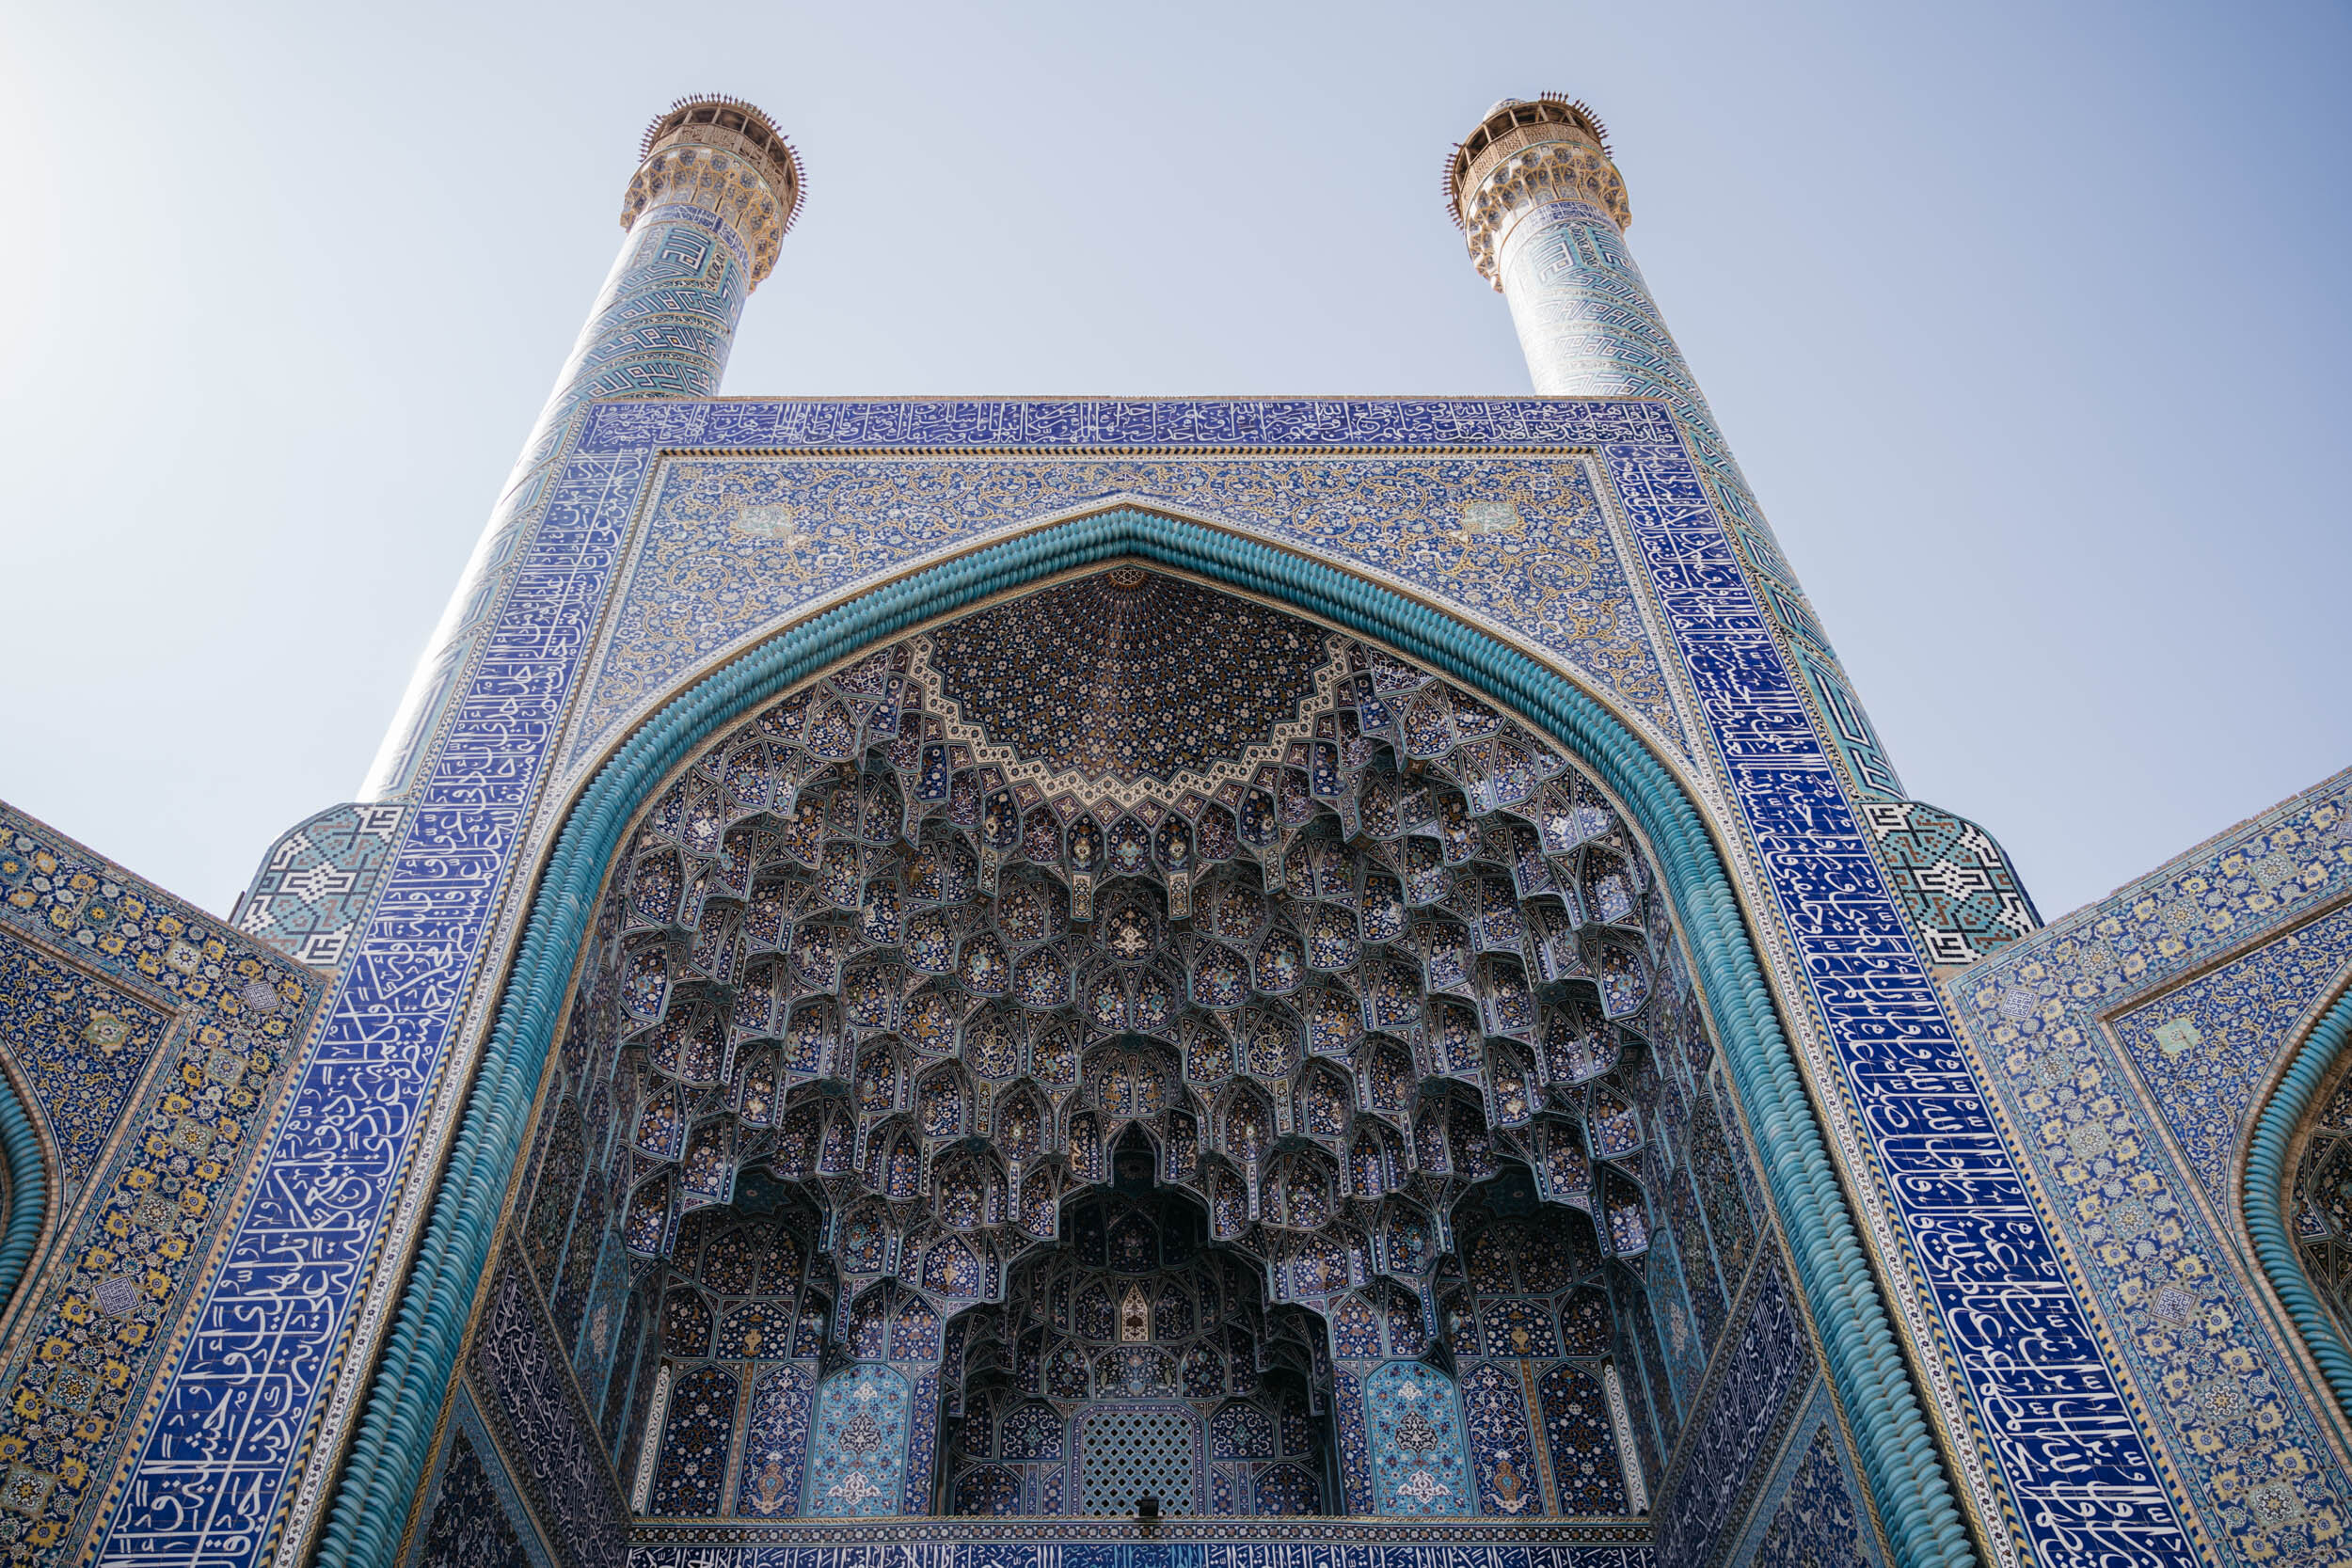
[0,803,321,1568]
[234,801,408,969]
[86,388,2217,1568]
[1855,800,2039,969]
[1948,769,2352,1564]
[1723,1384,1883,1568]
[405,1388,554,1568]
[1363,1363,1472,1517]
[5,90,2031,1568]
[26,74,2342,1568]
[1653,1259,1811,1567]
[412,1433,536,1568]
[562,452,1686,779]
[364,102,796,800]
[0,929,168,1188]
[1445,105,1895,808]
[2115,899,2352,1208]
[621,1542,1655,1568]
[468,1246,630,1568]
[804,1366,912,1516]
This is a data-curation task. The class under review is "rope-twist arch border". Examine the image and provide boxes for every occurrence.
[315,507,1974,1568]
[2245,983,2352,1421]
[0,1059,48,1331]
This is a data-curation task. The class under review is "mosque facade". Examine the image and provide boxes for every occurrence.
[1,91,2349,1568]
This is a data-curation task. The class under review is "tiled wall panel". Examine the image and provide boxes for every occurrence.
[91,396,2320,1568]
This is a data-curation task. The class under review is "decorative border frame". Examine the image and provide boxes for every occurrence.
[550,446,1706,794]
[119,402,1753,1568]
[628,1519,1650,1545]
[622,1544,1657,1568]
[311,505,1966,1568]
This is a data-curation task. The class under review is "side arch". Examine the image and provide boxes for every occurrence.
[316,505,1970,1568]
[2246,980,2352,1419]
[0,1054,51,1333]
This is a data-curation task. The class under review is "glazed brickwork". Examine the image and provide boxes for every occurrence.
[1947,768,2352,1566]
[235,801,408,968]
[1444,103,1920,820]
[364,103,797,801]
[366,198,758,800]
[51,386,2135,1568]
[0,803,320,1566]
[12,73,2349,1568]
[562,451,1687,780]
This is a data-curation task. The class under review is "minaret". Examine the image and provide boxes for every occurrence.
[359,96,804,798]
[1447,97,1902,797]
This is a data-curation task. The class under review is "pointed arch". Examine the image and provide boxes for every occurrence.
[2247,985,2352,1418]
[320,506,1963,1568]
[0,1057,50,1336]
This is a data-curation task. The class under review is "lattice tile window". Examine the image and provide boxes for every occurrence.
[1078,1405,1199,1515]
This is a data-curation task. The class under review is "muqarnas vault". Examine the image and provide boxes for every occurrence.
[0,88,2347,1568]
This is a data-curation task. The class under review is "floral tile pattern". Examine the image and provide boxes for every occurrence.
[1735,1385,1883,1568]
[0,803,318,1567]
[564,451,1686,777]
[804,1365,911,1516]
[1949,768,2352,1565]
[0,933,168,1188]
[1364,1362,1472,1516]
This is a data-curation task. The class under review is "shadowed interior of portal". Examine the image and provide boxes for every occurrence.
[485,567,1772,1521]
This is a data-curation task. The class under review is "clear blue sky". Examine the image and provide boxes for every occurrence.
[2,1,2344,920]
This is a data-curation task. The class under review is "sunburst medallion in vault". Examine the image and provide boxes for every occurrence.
[914,568,1346,811]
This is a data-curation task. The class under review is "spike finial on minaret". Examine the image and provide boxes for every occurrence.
[1444,94,1629,292]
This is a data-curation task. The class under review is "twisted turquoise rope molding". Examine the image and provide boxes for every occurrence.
[2245,988,2352,1418]
[313,509,1975,1568]
[0,1069,47,1325]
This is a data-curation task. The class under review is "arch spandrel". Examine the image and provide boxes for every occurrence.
[553,448,1706,802]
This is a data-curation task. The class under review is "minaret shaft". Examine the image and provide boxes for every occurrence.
[360,98,802,800]
[1451,97,1903,798]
